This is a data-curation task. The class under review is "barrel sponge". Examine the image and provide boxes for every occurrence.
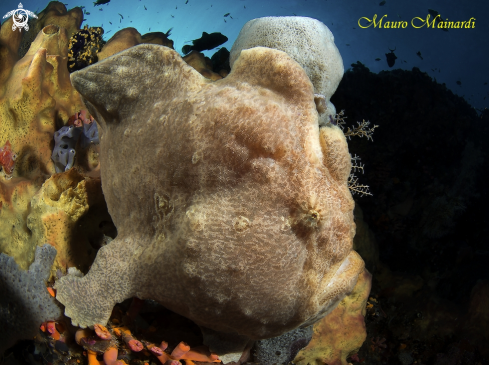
[0,244,62,355]
[55,44,364,351]
[230,16,344,125]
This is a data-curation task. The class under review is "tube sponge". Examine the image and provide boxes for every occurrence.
[52,125,81,173]
[51,123,100,172]
[0,244,62,355]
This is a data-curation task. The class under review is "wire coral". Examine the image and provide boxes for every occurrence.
[68,25,105,72]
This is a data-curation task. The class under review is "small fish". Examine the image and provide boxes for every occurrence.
[176,6,177,9]
[149,27,151,31]
[292,12,297,15]
[385,47,397,67]
[416,51,423,60]
[346,44,350,46]
[93,0,110,5]
[118,13,123,19]
[379,0,386,5]
[224,19,226,22]
[456,80,462,86]
[83,18,87,21]
[185,0,188,3]
[244,5,246,8]
[85,11,90,15]
[230,15,233,19]
[109,21,112,24]
[64,3,68,5]
[119,19,121,22]
[171,14,174,18]
[99,8,103,11]
[144,5,147,9]
[182,32,228,54]
[106,30,112,34]
[375,58,381,61]
[165,28,172,36]
[224,13,230,17]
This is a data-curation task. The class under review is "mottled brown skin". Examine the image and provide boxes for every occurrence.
[55,44,364,344]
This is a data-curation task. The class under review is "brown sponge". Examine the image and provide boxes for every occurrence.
[55,44,364,349]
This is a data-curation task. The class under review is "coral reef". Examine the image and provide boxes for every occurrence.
[95,27,221,81]
[230,16,344,125]
[0,244,62,354]
[55,43,363,361]
[0,23,85,181]
[27,169,114,276]
[0,21,90,270]
[68,25,105,72]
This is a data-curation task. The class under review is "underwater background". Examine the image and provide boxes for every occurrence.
[1,0,489,364]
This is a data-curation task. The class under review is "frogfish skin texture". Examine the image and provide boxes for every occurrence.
[54,44,365,341]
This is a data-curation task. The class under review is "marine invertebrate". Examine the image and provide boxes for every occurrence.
[51,113,100,173]
[52,125,82,172]
[149,341,220,365]
[294,269,372,365]
[113,326,143,352]
[0,244,62,354]
[0,21,88,271]
[55,44,364,359]
[40,320,62,340]
[229,16,344,125]
[76,324,220,365]
[27,168,112,274]
[0,140,17,178]
[68,25,105,72]
[68,109,94,127]
[94,324,112,340]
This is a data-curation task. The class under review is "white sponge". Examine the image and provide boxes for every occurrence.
[230,16,344,125]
